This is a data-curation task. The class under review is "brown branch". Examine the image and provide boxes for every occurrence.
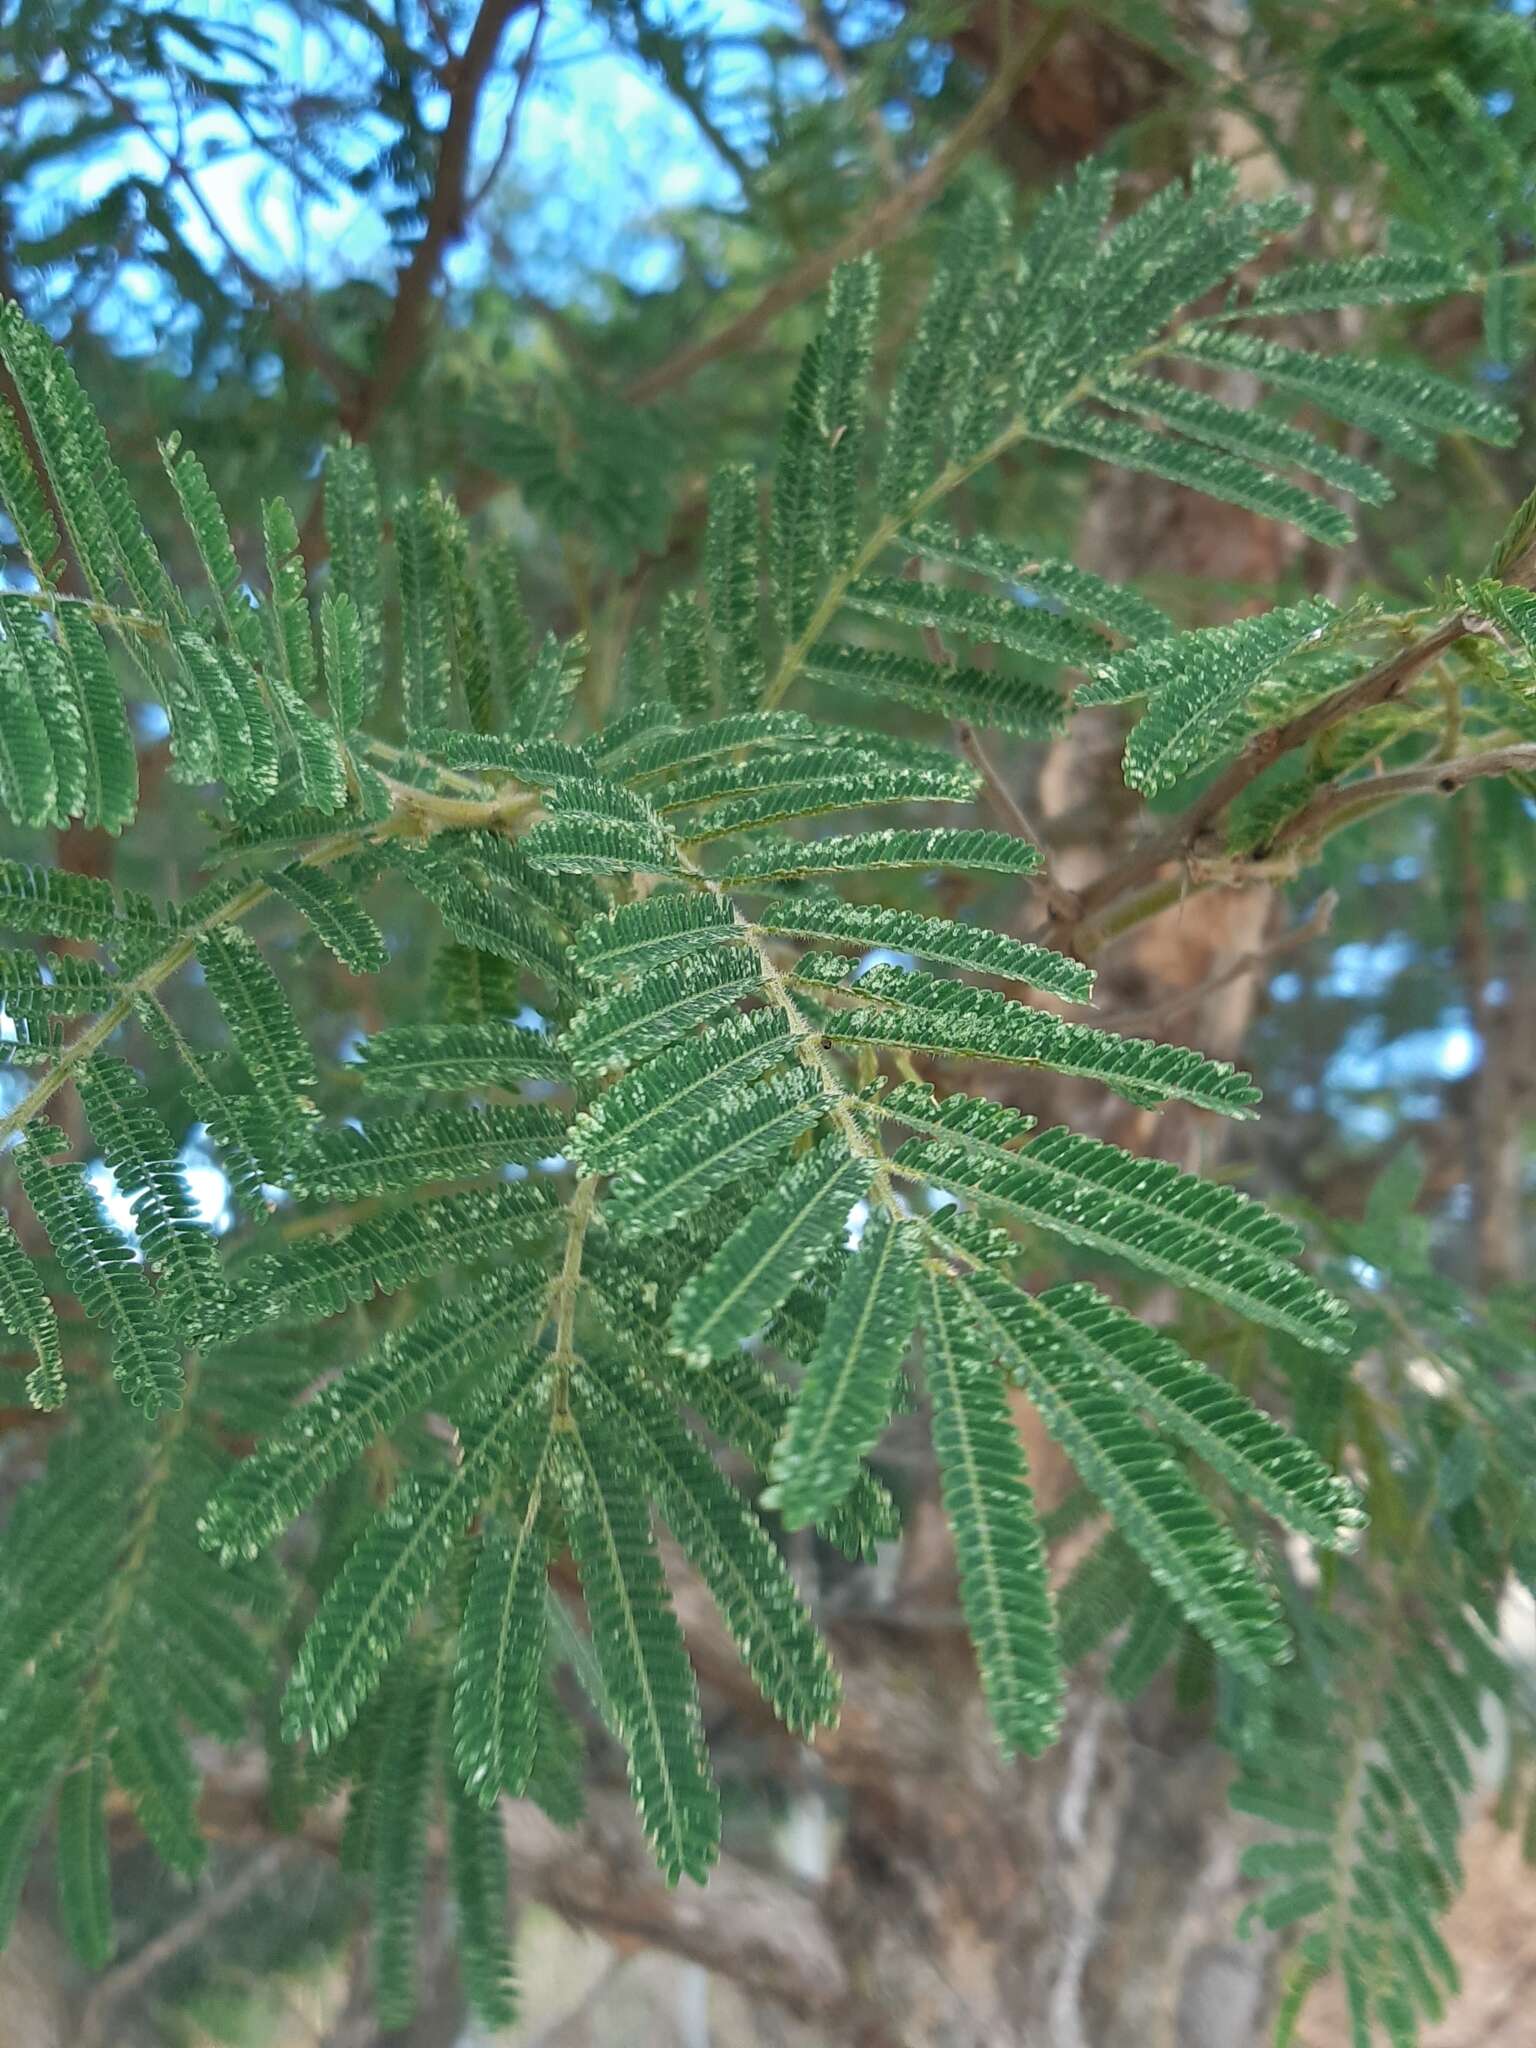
[1059,614,1477,939]
[1264,742,1536,854]
[79,1844,291,2047]
[347,0,535,440]
[620,12,1071,407]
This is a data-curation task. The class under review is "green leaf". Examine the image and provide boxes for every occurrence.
[270,861,388,975]
[1034,411,1355,547]
[670,1140,873,1362]
[201,1274,549,1562]
[767,1209,921,1528]
[56,1757,113,1968]
[892,1109,1352,1352]
[952,1259,1289,1677]
[563,946,762,1076]
[559,1413,720,1883]
[606,1069,834,1238]
[844,575,1106,669]
[801,642,1063,738]
[354,1020,570,1094]
[572,890,741,982]
[567,1009,796,1176]
[660,591,710,717]
[446,1769,519,2028]
[453,1486,550,1805]
[287,1106,565,1200]
[582,1354,840,1734]
[748,897,1094,1001]
[828,968,1263,1117]
[323,441,384,697]
[371,1658,443,2027]
[705,464,764,707]
[197,926,317,1135]
[919,1267,1063,1756]
[0,1206,65,1410]
[906,522,1173,645]
[714,826,1043,885]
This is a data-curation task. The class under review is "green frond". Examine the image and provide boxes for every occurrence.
[844,575,1106,670]
[891,1110,1352,1352]
[0,396,59,574]
[202,1274,550,1563]
[1034,411,1356,547]
[1055,1527,1145,1667]
[354,1020,571,1093]
[766,1209,920,1528]
[1080,597,1336,795]
[678,1349,900,1560]
[468,539,533,734]
[606,1069,833,1238]
[671,759,979,841]
[512,631,583,742]
[270,861,389,975]
[613,710,818,783]
[287,1107,565,1201]
[655,743,977,819]
[284,1370,541,1750]
[1015,1283,1359,1545]
[559,1411,720,1883]
[660,590,710,716]
[919,1267,1062,1756]
[705,464,765,708]
[0,1206,64,1410]
[0,598,137,832]
[394,485,457,735]
[521,813,682,878]
[1100,374,1395,508]
[370,1656,443,2027]
[572,890,740,982]
[0,608,64,828]
[1243,252,1468,317]
[0,851,151,946]
[748,897,1094,1001]
[227,1184,552,1333]
[197,926,317,1138]
[320,591,366,740]
[323,440,385,695]
[109,1661,205,1877]
[56,1757,113,1969]
[1106,1584,1183,1701]
[0,949,117,1020]
[563,945,761,1076]
[18,1146,183,1417]
[669,1140,873,1363]
[827,967,1264,1117]
[879,193,998,510]
[801,641,1064,738]
[582,1353,840,1734]
[76,1056,227,1344]
[770,334,828,642]
[398,853,576,991]
[453,1484,550,1804]
[566,1009,796,1176]
[1173,327,1519,454]
[817,255,879,567]
[445,1770,519,2028]
[951,1258,1289,1677]
[713,826,1043,884]
[906,523,1174,645]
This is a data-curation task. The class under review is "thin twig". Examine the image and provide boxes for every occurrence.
[79,1844,290,2047]
[1099,889,1338,1033]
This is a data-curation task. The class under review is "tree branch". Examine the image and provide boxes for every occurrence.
[1265,742,1536,853]
[347,0,535,440]
[1058,614,1477,941]
[620,12,1071,407]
